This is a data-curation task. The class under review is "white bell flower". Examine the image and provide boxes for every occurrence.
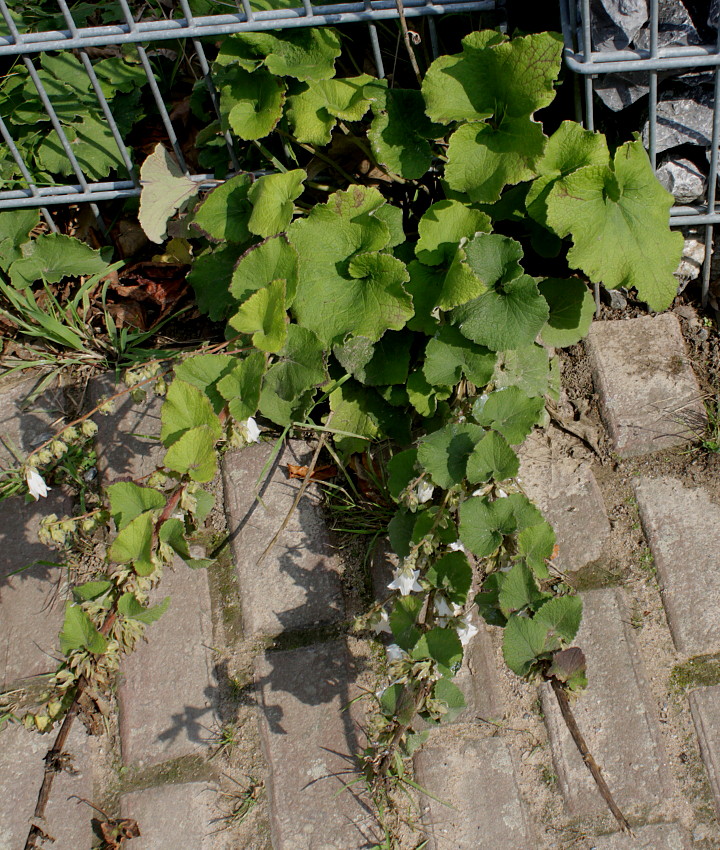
[447,540,466,554]
[387,565,422,596]
[239,417,261,443]
[26,468,50,500]
[456,613,479,647]
[386,643,405,662]
[415,481,434,504]
[371,608,392,635]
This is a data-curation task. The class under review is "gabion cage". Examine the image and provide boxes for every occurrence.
[560,0,720,304]
[0,0,495,230]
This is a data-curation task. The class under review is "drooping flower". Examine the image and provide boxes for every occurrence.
[456,613,479,647]
[447,540,466,554]
[415,481,434,504]
[26,468,50,500]
[239,417,261,443]
[386,644,406,663]
[371,608,392,635]
[387,565,422,596]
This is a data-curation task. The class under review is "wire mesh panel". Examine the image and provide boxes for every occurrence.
[0,0,495,222]
[559,0,720,303]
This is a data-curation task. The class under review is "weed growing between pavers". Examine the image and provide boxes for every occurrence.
[0,23,687,847]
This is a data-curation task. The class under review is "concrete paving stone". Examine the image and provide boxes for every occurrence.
[518,434,611,572]
[255,640,382,849]
[585,315,706,457]
[0,375,71,686]
[222,441,344,637]
[589,823,692,849]
[542,588,670,818]
[0,721,92,850]
[121,781,229,849]
[0,373,64,468]
[414,735,534,849]
[119,559,217,767]
[634,476,720,656]
[689,684,720,819]
[0,492,71,687]
[90,375,165,481]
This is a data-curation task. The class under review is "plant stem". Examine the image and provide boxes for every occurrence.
[394,0,422,85]
[549,677,632,833]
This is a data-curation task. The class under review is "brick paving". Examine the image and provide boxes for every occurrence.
[586,314,705,457]
[414,735,535,849]
[2,315,720,848]
[541,588,671,819]
[635,476,720,656]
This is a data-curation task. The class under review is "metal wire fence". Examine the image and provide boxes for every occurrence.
[560,0,719,304]
[0,0,494,230]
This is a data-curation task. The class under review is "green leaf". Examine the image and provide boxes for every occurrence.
[368,88,445,179]
[405,261,443,335]
[174,353,237,413]
[472,387,544,445]
[438,232,524,312]
[138,144,197,244]
[535,596,583,644]
[117,592,170,625]
[474,573,507,627]
[466,430,519,484]
[412,627,463,669]
[425,551,472,605]
[231,235,299,306]
[0,209,39,272]
[191,173,253,243]
[380,683,416,724]
[497,562,549,617]
[431,677,466,722]
[415,200,491,266]
[94,56,147,96]
[423,325,496,388]
[287,75,377,145]
[518,521,555,581]
[538,278,595,348]
[8,233,109,288]
[388,509,415,559]
[406,369,439,418]
[423,30,561,124]
[503,615,558,677]
[216,349,266,422]
[525,120,610,228]
[333,331,412,387]
[445,117,547,204]
[390,596,424,651]
[247,169,305,238]
[544,139,684,311]
[109,510,155,575]
[327,380,381,458]
[458,496,517,557]
[493,344,552,398]
[72,580,112,603]
[186,245,243,322]
[218,28,341,81]
[217,65,285,140]
[417,423,485,489]
[163,425,218,482]
[387,449,419,502]
[229,278,287,352]
[59,603,107,655]
[107,482,166,530]
[257,325,324,426]
[292,246,412,347]
[452,274,549,351]
[161,379,223,447]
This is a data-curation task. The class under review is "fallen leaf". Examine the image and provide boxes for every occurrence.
[287,463,337,481]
